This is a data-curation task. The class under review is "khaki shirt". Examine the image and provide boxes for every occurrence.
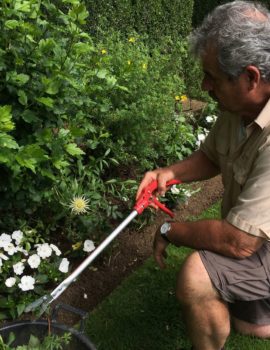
[200,99,270,239]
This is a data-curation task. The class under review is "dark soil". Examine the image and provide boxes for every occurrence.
[55,175,224,326]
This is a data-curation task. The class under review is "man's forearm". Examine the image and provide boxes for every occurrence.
[166,219,264,258]
[169,150,220,182]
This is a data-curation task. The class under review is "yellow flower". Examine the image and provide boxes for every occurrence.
[180,95,188,102]
[101,49,107,55]
[142,63,147,70]
[72,241,82,250]
[128,37,136,43]
[127,60,131,65]
[69,196,90,215]
[175,95,180,101]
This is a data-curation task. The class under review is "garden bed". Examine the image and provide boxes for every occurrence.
[54,175,223,326]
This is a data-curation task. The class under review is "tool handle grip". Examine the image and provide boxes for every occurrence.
[134,179,181,216]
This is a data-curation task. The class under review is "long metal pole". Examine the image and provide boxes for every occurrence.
[50,210,138,301]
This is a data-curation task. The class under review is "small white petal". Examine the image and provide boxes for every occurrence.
[59,258,69,273]
[83,240,95,253]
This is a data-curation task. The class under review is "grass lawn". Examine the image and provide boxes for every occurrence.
[86,202,270,350]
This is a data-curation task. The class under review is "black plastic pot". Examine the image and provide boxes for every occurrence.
[0,304,96,350]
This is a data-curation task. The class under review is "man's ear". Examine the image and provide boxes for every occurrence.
[244,65,261,90]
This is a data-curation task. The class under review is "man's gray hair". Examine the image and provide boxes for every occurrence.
[190,1,270,81]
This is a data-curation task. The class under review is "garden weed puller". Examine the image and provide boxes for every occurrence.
[25,179,181,317]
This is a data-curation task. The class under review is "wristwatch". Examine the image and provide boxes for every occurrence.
[160,222,172,243]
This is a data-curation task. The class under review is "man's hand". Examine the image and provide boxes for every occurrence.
[153,226,170,269]
[136,167,176,201]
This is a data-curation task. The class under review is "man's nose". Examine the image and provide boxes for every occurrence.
[201,77,213,91]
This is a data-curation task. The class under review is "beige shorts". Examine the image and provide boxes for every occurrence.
[199,242,270,325]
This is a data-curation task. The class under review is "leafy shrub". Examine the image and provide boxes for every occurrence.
[86,0,194,45]
[0,0,199,242]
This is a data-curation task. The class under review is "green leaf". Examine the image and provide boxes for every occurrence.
[53,159,70,170]
[35,97,54,107]
[18,89,28,105]
[6,72,30,86]
[16,303,25,317]
[96,69,108,79]
[0,105,14,132]
[36,274,49,283]
[22,110,39,123]
[4,20,19,29]
[73,42,94,55]
[28,335,40,347]
[0,312,8,320]
[0,133,18,149]
[65,143,85,156]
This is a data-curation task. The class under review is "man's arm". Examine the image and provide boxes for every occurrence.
[156,219,265,265]
[136,150,220,198]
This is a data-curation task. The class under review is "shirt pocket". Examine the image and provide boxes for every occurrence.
[233,153,252,186]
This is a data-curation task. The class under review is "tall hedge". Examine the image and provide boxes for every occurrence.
[86,0,194,43]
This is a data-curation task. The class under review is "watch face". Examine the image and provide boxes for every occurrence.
[161,222,171,234]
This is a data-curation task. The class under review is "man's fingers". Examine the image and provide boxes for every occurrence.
[154,253,166,269]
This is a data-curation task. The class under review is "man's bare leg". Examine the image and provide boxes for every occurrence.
[232,317,270,338]
[176,252,230,350]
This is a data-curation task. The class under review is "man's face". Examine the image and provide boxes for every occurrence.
[201,47,251,117]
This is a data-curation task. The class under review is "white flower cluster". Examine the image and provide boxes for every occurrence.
[0,230,70,292]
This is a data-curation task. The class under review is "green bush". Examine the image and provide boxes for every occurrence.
[86,0,194,45]
[0,0,198,240]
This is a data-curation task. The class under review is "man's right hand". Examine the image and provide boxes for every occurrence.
[136,167,176,200]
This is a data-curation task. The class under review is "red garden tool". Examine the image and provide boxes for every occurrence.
[25,179,181,317]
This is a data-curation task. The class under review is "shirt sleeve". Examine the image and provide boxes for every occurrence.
[226,144,270,239]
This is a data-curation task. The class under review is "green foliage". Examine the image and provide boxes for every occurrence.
[0,332,71,350]
[86,0,194,45]
[0,0,199,240]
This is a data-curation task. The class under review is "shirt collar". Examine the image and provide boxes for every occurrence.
[253,98,270,129]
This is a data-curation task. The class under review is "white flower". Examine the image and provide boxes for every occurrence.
[69,196,90,215]
[196,133,206,147]
[5,277,16,288]
[206,115,217,123]
[12,230,23,245]
[13,261,25,275]
[50,244,61,256]
[171,185,180,195]
[0,233,12,248]
[0,252,9,260]
[16,247,29,256]
[18,275,35,291]
[83,240,95,253]
[83,293,88,299]
[59,258,69,273]
[183,189,192,198]
[37,243,52,259]
[28,254,41,269]
[4,243,17,256]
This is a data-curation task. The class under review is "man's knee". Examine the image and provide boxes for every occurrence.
[233,317,270,339]
[176,251,218,304]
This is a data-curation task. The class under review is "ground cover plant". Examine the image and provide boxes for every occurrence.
[85,202,270,350]
[0,331,71,349]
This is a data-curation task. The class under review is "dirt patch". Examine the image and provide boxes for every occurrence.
[54,175,223,326]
